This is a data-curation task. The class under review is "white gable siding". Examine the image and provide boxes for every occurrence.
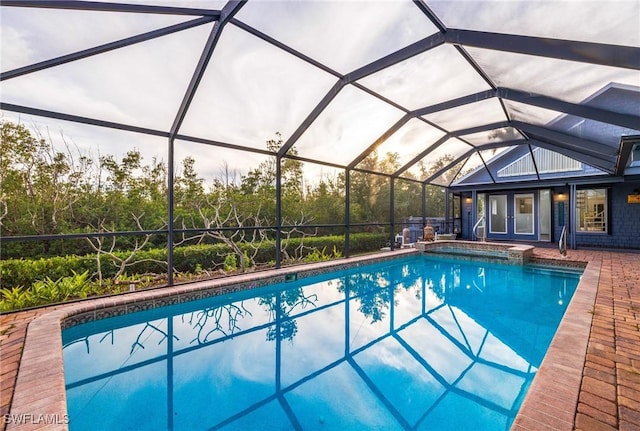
[497,148,582,177]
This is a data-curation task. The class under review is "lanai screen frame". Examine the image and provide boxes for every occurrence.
[1,0,638,285]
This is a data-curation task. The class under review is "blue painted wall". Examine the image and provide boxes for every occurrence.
[573,181,640,250]
[459,181,640,250]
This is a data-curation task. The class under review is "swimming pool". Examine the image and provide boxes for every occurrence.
[62,254,580,430]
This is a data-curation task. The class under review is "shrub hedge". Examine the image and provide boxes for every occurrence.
[0,233,388,289]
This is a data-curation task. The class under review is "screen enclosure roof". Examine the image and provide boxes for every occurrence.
[1,0,639,187]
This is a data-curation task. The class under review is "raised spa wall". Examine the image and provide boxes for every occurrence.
[415,240,534,264]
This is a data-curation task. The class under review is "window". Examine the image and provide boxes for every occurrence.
[631,143,640,167]
[489,195,507,234]
[576,188,607,233]
[514,193,534,234]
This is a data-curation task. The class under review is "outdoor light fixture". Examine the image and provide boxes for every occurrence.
[554,191,566,202]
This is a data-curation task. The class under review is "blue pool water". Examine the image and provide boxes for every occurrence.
[62,255,581,431]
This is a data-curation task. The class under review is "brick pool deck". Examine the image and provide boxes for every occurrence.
[1,247,639,430]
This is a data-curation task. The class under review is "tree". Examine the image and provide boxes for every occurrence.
[96,149,167,232]
[349,150,399,224]
[174,156,205,226]
[303,172,345,230]
[0,121,92,255]
[240,132,305,223]
[260,287,318,342]
[417,154,457,218]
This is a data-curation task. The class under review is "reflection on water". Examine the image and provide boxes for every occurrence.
[63,255,580,431]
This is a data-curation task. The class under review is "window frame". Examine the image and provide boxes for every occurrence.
[576,188,608,234]
[630,143,640,167]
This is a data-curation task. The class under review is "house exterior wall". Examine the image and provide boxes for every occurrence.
[457,181,639,250]
[573,181,640,250]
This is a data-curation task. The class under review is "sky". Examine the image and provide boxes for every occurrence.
[1,0,639,184]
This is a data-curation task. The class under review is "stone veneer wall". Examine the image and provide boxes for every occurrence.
[415,240,534,264]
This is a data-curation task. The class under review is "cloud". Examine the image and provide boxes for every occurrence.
[428,0,640,47]
[465,47,640,103]
[424,98,507,131]
[358,44,493,110]
[374,119,446,171]
[2,22,212,131]
[235,0,439,73]
[294,85,405,165]
[0,25,34,71]
[179,25,337,150]
[1,6,189,71]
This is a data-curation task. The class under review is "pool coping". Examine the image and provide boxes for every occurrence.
[6,247,596,430]
[512,259,600,430]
